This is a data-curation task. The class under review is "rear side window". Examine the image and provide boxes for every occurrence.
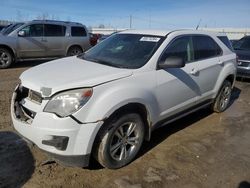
[193,35,222,61]
[71,26,87,36]
[44,24,66,37]
[161,36,194,63]
[218,36,234,51]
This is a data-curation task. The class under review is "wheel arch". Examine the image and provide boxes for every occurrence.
[102,103,152,141]
[213,62,236,99]
[0,44,16,60]
[224,74,235,87]
[66,44,83,55]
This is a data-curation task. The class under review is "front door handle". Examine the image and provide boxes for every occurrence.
[190,68,199,75]
[41,39,47,42]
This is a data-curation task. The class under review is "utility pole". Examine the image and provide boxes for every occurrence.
[130,15,132,29]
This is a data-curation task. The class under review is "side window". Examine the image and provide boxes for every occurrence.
[20,24,43,37]
[160,36,194,63]
[218,36,234,51]
[234,37,250,50]
[71,26,87,37]
[193,35,222,61]
[44,24,66,37]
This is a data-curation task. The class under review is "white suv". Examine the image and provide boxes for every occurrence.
[11,30,237,169]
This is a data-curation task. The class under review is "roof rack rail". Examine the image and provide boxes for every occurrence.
[32,20,82,25]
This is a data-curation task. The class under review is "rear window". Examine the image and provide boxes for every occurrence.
[44,24,66,37]
[71,26,87,37]
[218,36,234,51]
[193,35,222,61]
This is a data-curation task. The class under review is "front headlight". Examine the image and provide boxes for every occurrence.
[44,88,92,117]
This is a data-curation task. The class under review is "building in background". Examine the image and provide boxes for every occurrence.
[0,20,13,26]
[1,19,249,40]
[90,27,250,40]
[200,28,250,40]
[0,20,13,31]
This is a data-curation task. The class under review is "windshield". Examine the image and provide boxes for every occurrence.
[233,37,250,51]
[0,23,24,35]
[79,34,164,69]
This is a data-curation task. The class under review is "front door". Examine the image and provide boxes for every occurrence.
[17,24,46,58]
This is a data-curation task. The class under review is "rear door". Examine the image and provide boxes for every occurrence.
[17,24,45,58]
[43,24,66,57]
[192,35,223,102]
[70,26,90,51]
[156,35,200,120]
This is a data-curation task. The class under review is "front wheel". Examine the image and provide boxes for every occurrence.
[0,48,14,69]
[212,80,232,112]
[93,113,145,169]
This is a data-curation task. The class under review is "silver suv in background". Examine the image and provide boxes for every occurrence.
[0,20,91,68]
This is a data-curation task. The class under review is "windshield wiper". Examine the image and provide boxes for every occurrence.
[79,55,134,69]
[94,59,121,68]
[83,57,126,68]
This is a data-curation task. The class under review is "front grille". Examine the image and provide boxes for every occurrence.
[238,61,250,67]
[13,85,42,123]
[28,90,42,104]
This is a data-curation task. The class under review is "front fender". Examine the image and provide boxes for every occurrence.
[74,75,159,125]
[0,36,17,56]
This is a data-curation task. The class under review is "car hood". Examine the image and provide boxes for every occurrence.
[20,56,133,97]
[234,49,250,61]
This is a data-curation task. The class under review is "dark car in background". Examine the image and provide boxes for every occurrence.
[0,22,24,35]
[0,25,5,31]
[97,34,111,43]
[233,36,250,78]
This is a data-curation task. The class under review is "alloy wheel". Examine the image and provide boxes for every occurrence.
[109,122,140,161]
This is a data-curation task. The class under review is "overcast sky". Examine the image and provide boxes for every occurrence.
[1,0,250,29]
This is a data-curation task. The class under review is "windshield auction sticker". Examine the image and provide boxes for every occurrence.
[140,37,160,42]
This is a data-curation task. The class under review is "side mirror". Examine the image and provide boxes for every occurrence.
[158,56,185,69]
[18,30,25,37]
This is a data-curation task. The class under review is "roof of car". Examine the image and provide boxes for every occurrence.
[119,29,225,37]
[31,20,84,26]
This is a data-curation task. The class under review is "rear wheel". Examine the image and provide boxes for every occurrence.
[0,48,14,69]
[67,46,83,56]
[212,80,232,112]
[93,113,145,169]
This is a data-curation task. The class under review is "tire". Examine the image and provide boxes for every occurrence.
[0,48,14,69]
[212,80,232,112]
[67,46,83,56]
[93,113,145,169]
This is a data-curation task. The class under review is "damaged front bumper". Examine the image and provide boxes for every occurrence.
[11,84,103,167]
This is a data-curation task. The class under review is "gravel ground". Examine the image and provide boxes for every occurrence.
[0,61,250,188]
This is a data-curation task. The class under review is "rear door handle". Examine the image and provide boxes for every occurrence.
[218,58,224,65]
[190,68,199,75]
[41,39,47,42]
[218,60,224,65]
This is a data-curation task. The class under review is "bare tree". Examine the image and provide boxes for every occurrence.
[35,13,60,20]
[16,10,23,21]
[98,24,105,28]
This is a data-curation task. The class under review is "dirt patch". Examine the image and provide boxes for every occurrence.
[0,62,250,188]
